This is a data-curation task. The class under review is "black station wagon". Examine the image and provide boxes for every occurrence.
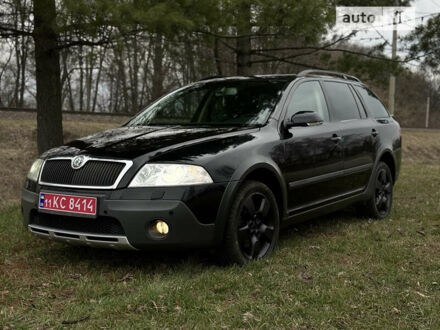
[22,70,401,264]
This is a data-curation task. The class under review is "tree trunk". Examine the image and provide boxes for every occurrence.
[33,0,63,154]
[151,33,165,101]
[85,46,94,111]
[92,46,105,112]
[0,50,14,106]
[112,57,120,113]
[118,48,129,113]
[14,36,21,107]
[79,45,84,111]
[184,35,196,83]
[19,3,28,108]
[235,2,252,75]
[130,34,139,114]
[61,50,75,111]
[214,37,223,76]
[109,67,114,112]
[139,43,152,107]
[19,40,27,107]
[13,4,20,107]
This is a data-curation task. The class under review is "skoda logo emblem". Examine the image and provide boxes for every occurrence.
[71,155,87,169]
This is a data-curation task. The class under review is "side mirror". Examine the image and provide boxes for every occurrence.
[284,111,323,129]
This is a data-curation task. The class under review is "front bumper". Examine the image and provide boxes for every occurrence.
[22,186,221,250]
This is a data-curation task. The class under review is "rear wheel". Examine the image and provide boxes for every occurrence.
[222,181,280,265]
[357,161,393,219]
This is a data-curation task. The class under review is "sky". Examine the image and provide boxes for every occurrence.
[331,0,440,67]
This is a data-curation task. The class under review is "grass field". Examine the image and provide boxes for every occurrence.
[0,119,117,208]
[0,119,439,328]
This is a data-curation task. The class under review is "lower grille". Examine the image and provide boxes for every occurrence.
[30,212,125,235]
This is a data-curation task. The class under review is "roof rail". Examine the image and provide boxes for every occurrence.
[198,75,225,81]
[297,70,361,82]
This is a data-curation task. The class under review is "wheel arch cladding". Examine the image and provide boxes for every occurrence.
[214,162,287,244]
[379,151,396,183]
[242,168,284,220]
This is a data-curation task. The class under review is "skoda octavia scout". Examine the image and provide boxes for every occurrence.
[22,70,401,264]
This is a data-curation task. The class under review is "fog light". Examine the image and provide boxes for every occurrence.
[149,220,169,238]
[155,220,169,234]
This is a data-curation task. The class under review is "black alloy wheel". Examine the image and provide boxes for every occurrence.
[375,167,392,216]
[222,181,280,265]
[356,161,394,219]
[238,192,276,259]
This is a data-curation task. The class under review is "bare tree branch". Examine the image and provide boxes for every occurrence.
[250,52,325,69]
[196,30,280,39]
[0,24,32,37]
[252,32,356,54]
[253,45,405,64]
[57,37,113,50]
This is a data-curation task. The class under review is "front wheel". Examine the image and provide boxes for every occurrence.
[357,161,394,219]
[221,181,280,265]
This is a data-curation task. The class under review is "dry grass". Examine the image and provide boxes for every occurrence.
[0,119,117,208]
[0,163,439,328]
[0,119,439,328]
[401,128,440,165]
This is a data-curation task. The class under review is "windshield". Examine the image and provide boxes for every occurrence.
[127,80,287,127]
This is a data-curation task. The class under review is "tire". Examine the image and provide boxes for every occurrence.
[357,161,394,219]
[221,180,280,265]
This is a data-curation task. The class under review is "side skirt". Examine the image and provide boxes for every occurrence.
[281,190,368,229]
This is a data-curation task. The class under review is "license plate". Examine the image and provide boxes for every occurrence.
[39,192,97,215]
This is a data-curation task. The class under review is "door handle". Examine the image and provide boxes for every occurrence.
[331,134,342,142]
[371,129,379,137]
[377,119,389,124]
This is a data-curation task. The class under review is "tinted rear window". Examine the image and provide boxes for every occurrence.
[354,86,389,118]
[323,81,360,121]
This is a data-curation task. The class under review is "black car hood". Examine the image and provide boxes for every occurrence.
[41,125,251,159]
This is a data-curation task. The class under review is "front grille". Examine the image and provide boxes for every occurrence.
[40,159,126,187]
[30,212,125,235]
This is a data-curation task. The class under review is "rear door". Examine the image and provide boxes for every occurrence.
[322,81,375,193]
[281,80,344,213]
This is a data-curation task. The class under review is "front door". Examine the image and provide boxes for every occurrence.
[281,80,344,214]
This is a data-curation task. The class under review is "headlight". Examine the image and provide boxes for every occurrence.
[27,159,44,182]
[129,164,213,187]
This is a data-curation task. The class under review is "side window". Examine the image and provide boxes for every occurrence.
[354,86,390,118]
[349,85,367,119]
[286,81,329,122]
[323,81,361,121]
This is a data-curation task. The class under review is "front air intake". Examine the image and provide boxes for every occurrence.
[30,212,126,236]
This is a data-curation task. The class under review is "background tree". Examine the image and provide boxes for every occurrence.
[199,0,335,75]
[0,0,211,152]
[0,0,438,154]
[406,14,440,73]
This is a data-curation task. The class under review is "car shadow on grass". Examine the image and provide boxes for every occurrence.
[279,207,368,240]
[32,207,366,271]
[34,241,221,272]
